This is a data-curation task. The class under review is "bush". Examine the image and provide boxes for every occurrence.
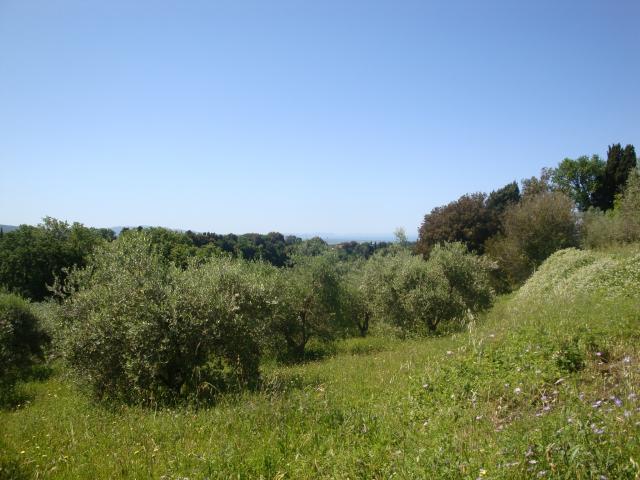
[554,338,585,373]
[57,232,275,405]
[340,261,373,337]
[582,170,640,248]
[0,293,48,401]
[364,243,494,334]
[486,191,579,287]
[267,253,344,361]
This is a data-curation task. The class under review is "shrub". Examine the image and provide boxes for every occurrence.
[486,191,579,287]
[0,293,49,401]
[340,261,373,337]
[57,232,275,404]
[268,253,343,361]
[364,243,494,334]
[397,243,494,333]
[582,170,640,248]
[554,338,585,373]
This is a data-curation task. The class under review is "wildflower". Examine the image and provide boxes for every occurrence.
[514,387,522,394]
[611,396,623,407]
[592,400,602,408]
[538,471,547,477]
[446,350,453,355]
[623,356,631,364]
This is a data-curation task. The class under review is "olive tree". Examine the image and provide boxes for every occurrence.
[362,244,493,334]
[269,253,343,360]
[340,261,373,337]
[56,232,275,404]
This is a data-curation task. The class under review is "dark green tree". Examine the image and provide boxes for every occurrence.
[593,144,637,210]
[551,155,605,211]
[0,218,106,300]
[416,182,519,257]
[416,193,491,257]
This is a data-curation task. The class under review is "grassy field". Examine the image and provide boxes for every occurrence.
[1,248,639,479]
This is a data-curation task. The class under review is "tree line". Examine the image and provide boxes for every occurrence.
[0,223,390,301]
[416,143,638,288]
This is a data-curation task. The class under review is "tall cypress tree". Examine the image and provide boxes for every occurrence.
[593,143,637,210]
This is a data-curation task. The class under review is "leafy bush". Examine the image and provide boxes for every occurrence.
[554,337,585,373]
[0,293,49,401]
[267,253,344,361]
[486,191,579,287]
[56,232,275,404]
[339,261,373,337]
[364,243,494,334]
[582,170,640,248]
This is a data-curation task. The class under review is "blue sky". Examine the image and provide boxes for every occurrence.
[1,0,638,236]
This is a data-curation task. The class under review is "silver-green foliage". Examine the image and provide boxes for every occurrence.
[268,253,343,360]
[364,243,494,334]
[57,232,276,404]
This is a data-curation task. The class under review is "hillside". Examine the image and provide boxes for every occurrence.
[1,247,639,479]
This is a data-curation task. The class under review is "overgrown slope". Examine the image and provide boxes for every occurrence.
[1,247,639,479]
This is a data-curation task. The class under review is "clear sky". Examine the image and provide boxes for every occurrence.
[1,0,638,236]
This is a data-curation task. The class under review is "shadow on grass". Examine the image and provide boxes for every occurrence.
[0,389,35,411]
[0,442,32,480]
[0,363,54,411]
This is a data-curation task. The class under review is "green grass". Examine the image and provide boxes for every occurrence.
[2,250,640,479]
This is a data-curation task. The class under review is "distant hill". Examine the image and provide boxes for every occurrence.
[0,224,18,233]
